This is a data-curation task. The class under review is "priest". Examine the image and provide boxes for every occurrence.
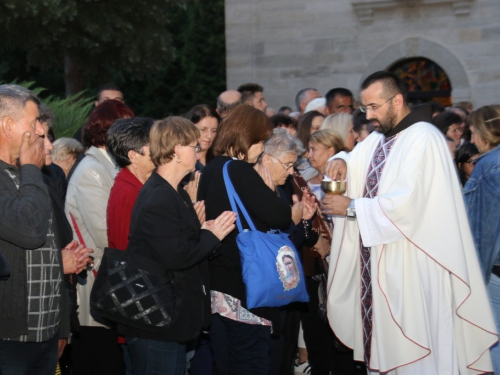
[322,71,497,374]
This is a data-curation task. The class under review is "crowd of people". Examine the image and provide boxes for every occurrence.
[0,71,499,375]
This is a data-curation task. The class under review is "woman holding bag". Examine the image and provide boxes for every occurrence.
[198,105,294,374]
[118,117,236,375]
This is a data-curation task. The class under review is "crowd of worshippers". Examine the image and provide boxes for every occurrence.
[0,71,499,375]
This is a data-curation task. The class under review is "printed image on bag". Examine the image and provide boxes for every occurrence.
[276,246,300,291]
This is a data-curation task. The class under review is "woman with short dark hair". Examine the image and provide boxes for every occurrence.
[119,116,235,374]
[198,105,292,374]
[433,111,463,146]
[455,141,479,186]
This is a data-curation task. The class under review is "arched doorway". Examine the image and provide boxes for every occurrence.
[389,57,452,106]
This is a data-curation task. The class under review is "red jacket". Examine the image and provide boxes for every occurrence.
[107,168,143,251]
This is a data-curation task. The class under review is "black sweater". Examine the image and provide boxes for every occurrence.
[198,156,291,324]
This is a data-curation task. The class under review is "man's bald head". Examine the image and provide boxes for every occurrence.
[217,90,243,118]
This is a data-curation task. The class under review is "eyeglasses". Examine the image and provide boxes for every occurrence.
[272,156,295,171]
[359,95,396,113]
[186,145,201,153]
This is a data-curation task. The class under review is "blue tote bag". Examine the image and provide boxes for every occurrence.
[223,161,308,309]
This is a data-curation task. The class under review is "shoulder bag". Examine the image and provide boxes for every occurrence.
[223,160,309,309]
[90,246,179,332]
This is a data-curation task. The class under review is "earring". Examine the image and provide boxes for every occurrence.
[176,157,182,163]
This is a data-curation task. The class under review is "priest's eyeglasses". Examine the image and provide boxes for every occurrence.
[359,95,396,113]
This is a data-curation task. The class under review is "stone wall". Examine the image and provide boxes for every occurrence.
[225,0,500,110]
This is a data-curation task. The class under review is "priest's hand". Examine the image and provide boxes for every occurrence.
[322,195,351,216]
[324,159,347,181]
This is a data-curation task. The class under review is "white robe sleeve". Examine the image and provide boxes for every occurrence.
[355,197,405,247]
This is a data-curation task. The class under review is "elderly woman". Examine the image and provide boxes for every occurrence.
[463,105,500,374]
[106,118,155,251]
[119,117,236,375]
[65,100,134,375]
[198,104,291,374]
[320,112,358,151]
[105,117,155,373]
[52,138,85,178]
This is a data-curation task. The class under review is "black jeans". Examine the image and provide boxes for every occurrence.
[0,334,58,375]
[210,314,271,375]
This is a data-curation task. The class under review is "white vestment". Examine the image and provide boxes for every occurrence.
[326,122,497,374]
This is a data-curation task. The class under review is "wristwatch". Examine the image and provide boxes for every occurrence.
[346,199,356,218]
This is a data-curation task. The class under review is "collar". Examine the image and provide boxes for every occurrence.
[383,102,434,138]
[473,143,500,165]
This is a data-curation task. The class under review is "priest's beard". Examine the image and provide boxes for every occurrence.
[371,104,398,135]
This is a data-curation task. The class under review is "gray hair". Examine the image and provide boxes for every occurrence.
[320,113,352,144]
[39,104,54,127]
[263,128,305,159]
[51,137,84,162]
[295,88,318,112]
[0,84,40,119]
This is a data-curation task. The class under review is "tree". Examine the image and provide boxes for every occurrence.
[0,0,227,118]
[0,0,181,95]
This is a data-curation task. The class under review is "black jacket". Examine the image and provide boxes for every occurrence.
[118,172,220,342]
[198,156,292,325]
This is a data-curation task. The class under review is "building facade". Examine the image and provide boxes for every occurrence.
[225,0,500,110]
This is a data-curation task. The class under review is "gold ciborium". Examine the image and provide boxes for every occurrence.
[321,180,346,195]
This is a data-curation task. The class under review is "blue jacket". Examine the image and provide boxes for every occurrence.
[464,144,500,283]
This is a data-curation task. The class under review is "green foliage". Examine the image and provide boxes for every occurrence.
[42,92,94,139]
[0,0,181,92]
[0,0,226,118]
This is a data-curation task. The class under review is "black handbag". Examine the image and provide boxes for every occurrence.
[90,247,180,333]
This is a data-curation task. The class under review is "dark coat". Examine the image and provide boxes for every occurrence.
[0,162,70,338]
[118,172,221,342]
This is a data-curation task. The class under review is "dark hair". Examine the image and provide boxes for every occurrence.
[296,110,324,147]
[325,88,353,109]
[212,104,273,161]
[278,106,293,114]
[106,117,154,168]
[270,114,297,130]
[295,88,318,111]
[361,71,407,103]
[39,104,56,142]
[83,100,135,148]
[237,83,264,104]
[352,109,370,132]
[455,142,479,185]
[432,111,462,135]
[97,83,122,100]
[183,104,220,125]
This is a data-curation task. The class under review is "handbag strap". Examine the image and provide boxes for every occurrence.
[70,212,98,277]
[222,160,256,233]
[69,212,86,247]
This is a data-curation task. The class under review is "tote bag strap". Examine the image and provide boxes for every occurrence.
[222,160,257,233]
